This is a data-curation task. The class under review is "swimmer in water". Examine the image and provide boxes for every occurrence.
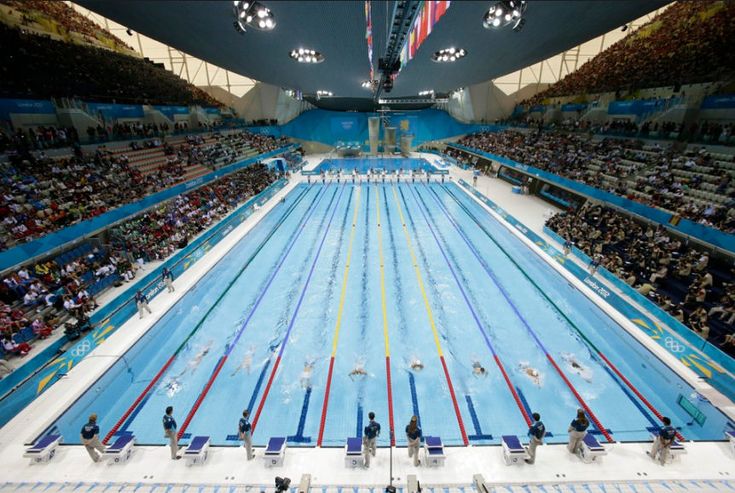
[410,357,424,372]
[160,341,212,396]
[300,360,315,389]
[231,346,255,376]
[349,364,368,381]
[518,362,542,386]
[561,353,593,382]
[472,360,488,377]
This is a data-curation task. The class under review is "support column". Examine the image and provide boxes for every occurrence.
[368,116,380,156]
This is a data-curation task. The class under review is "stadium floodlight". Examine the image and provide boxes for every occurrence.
[290,48,325,64]
[432,47,467,63]
[483,0,527,31]
[233,1,276,32]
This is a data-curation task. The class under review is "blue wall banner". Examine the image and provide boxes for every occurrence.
[0,179,287,427]
[0,146,294,272]
[0,98,56,120]
[458,179,734,401]
[86,102,144,120]
[561,103,588,112]
[255,109,499,147]
[449,143,735,253]
[700,94,735,110]
[152,105,189,120]
[608,98,664,116]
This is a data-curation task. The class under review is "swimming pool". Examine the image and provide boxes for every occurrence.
[44,178,731,448]
[313,157,439,174]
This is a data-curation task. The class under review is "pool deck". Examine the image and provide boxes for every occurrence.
[0,156,733,491]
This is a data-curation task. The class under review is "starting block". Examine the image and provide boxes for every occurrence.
[264,437,286,467]
[344,437,364,468]
[184,435,210,466]
[24,434,62,464]
[501,435,527,466]
[103,434,135,464]
[726,430,735,456]
[423,436,446,467]
[668,440,687,462]
[579,433,607,463]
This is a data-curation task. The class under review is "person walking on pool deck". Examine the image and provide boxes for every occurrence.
[567,409,589,455]
[405,415,422,466]
[363,411,381,468]
[525,412,545,464]
[648,416,677,465]
[163,406,181,460]
[239,409,254,460]
[135,290,152,319]
[162,267,174,293]
[80,413,106,463]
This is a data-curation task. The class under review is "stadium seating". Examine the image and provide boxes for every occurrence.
[454,130,735,233]
[523,1,735,104]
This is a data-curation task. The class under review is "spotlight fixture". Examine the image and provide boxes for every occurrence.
[483,0,527,31]
[431,47,467,63]
[233,1,276,32]
[289,48,324,64]
[316,90,333,97]
[418,90,435,97]
[361,80,377,89]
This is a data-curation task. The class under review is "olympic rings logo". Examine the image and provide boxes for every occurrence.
[664,337,685,353]
[70,340,92,358]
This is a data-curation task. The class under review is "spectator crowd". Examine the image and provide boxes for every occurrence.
[524,1,735,104]
[0,22,219,106]
[1,159,279,362]
[0,131,289,251]
[546,205,735,354]
[455,130,735,233]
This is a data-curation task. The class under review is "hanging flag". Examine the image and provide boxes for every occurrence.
[365,0,374,82]
[397,0,452,72]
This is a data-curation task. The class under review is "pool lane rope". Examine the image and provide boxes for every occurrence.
[175,184,335,439]
[429,184,613,443]
[102,185,313,444]
[376,186,397,445]
[316,186,362,446]
[251,184,347,434]
[391,184,469,446]
[407,185,532,428]
[442,183,685,442]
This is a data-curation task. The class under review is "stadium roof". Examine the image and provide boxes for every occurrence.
[78,0,667,107]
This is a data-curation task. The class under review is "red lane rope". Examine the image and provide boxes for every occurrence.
[316,357,336,446]
[545,354,614,443]
[494,355,532,427]
[177,355,228,439]
[440,356,469,445]
[103,354,176,444]
[385,356,395,446]
[599,352,685,442]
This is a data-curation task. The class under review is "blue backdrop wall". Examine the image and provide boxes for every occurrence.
[248,109,498,146]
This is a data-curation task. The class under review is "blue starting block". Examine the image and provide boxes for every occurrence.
[423,436,445,467]
[24,434,62,464]
[727,430,735,456]
[344,437,364,468]
[579,433,607,463]
[103,434,135,464]
[184,436,210,466]
[264,437,286,467]
[501,435,527,466]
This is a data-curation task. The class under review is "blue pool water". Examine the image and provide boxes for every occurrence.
[45,178,732,447]
[314,157,439,174]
